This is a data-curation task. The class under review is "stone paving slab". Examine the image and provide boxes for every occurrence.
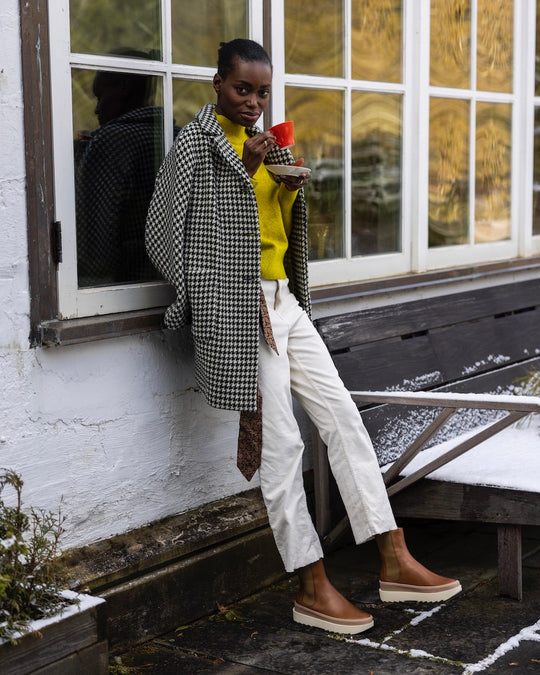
[112,523,540,674]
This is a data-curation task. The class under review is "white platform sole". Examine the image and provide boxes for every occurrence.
[293,603,374,635]
[379,580,462,603]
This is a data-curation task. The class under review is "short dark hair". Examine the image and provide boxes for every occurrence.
[217,39,272,78]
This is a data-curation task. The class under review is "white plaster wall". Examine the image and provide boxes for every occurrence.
[1,1,537,554]
[0,1,251,551]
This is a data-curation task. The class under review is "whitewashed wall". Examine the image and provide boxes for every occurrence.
[2,0,537,554]
[0,0,249,551]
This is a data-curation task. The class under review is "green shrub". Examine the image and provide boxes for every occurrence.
[514,367,540,396]
[0,469,75,643]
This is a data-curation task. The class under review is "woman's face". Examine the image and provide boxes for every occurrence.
[213,57,272,127]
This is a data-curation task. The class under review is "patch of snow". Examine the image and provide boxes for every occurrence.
[462,618,540,673]
[387,372,442,391]
[381,415,540,491]
[0,591,105,645]
[409,605,443,626]
[461,354,511,376]
[347,635,455,666]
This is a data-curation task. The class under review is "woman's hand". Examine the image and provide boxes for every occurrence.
[242,132,276,177]
[277,159,311,192]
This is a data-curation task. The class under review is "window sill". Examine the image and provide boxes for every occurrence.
[36,255,540,347]
[310,256,540,304]
[39,308,166,347]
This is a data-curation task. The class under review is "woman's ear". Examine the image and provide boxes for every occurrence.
[212,73,222,95]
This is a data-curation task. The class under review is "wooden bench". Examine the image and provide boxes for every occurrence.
[312,277,540,600]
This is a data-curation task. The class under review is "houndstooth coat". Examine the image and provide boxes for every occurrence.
[145,103,310,412]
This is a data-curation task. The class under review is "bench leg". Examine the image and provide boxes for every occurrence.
[497,524,523,601]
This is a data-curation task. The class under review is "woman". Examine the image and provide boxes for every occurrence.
[146,38,461,635]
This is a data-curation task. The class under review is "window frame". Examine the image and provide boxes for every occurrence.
[48,0,265,320]
[22,0,540,347]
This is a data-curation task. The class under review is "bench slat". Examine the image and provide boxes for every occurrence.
[351,390,540,412]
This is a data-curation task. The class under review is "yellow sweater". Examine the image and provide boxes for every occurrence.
[215,113,297,279]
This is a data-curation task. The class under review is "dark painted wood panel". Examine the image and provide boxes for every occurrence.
[390,480,540,526]
[1,606,102,674]
[35,641,109,675]
[333,334,443,392]
[429,309,540,382]
[316,278,540,352]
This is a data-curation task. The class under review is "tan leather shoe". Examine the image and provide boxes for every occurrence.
[293,558,373,634]
[377,528,462,602]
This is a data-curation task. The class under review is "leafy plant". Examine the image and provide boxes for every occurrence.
[513,368,540,429]
[514,367,540,396]
[0,469,75,643]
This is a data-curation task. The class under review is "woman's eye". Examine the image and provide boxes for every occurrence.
[236,87,247,95]
[259,90,270,98]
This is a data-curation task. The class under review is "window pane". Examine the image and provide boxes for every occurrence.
[536,0,540,96]
[70,0,161,59]
[173,80,215,129]
[430,0,471,89]
[351,92,402,256]
[429,97,470,246]
[351,0,402,83]
[286,87,344,260]
[171,0,248,67]
[285,0,343,77]
[475,103,511,243]
[72,69,164,287]
[476,0,513,93]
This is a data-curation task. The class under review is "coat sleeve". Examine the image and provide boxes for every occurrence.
[145,128,197,328]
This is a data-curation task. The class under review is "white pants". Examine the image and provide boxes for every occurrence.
[258,278,396,573]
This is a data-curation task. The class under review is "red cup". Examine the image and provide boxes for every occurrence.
[268,121,294,149]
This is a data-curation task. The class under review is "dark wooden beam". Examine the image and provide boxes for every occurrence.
[20,0,58,346]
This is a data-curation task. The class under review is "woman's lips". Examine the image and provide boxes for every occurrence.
[240,112,260,124]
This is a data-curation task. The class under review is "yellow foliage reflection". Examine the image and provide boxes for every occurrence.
[285,0,343,77]
[475,103,511,243]
[352,0,402,82]
[429,98,470,246]
[430,0,471,89]
[286,87,344,261]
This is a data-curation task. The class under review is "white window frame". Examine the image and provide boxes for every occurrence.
[48,0,540,319]
[272,0,540,289]
[48,0,264,319]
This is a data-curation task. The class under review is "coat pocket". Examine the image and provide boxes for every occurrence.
[185,267,218,342]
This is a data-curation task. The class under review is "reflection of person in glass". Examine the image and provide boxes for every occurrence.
[146,39,461,636]
[76,51,163,287]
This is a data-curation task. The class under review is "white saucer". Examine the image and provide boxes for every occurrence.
[266,164,312,177]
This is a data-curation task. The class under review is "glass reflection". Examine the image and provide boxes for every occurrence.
[476,0,513,93]
[72,65,164,287]
[533,108,540,235]
[286,87,344,260]
[430,0,471,89]
[173,80,215,129]
[70,0,161,59]
[351,0,402,83]
[475,103,511,242]
[351,92,402,256]
[536,0,540,96]
[429,97,470,246]
[285,0,343,77]
[171,0,248,66]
